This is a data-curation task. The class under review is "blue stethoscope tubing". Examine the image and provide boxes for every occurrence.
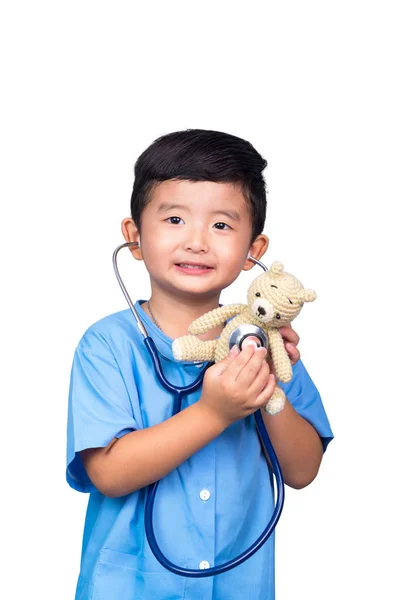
[112,242,285,578]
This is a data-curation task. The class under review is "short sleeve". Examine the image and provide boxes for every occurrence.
[280,360,334,451]
[66,329,138,493]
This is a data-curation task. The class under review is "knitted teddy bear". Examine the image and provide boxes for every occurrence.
[172,262,316,415]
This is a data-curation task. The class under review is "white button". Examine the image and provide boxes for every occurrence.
[199,560,210,569]
[200,488,211,501]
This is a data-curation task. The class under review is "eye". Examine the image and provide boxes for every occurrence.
[271,285,278,289]
[255,292,261,297]
[288,298,293,305]
[275,313,281,319]
[167,216,183,225]
[214,222,231,230]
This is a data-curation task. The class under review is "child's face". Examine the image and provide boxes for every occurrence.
[123,180,268,300]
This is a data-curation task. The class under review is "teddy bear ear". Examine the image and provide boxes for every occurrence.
[270,261,284,274]
[299,289,317,303]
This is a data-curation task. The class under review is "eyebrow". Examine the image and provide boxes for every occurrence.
[156,202,241,222]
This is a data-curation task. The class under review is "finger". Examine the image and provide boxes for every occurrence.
[212,344,240,375]
[214,343,260,376]
[279,325,300,346]
[285,343,301,365]
[255,373,276,406]
[223,344,259,381]
[248,360,271,397]
[234,345,268,383]
[241,336,263,350]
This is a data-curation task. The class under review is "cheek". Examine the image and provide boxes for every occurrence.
[141,226,176,254]
[218,251,240,274]
[218,240,248,264]
[155,234,175,251]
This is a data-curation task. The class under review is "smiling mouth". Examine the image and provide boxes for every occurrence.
[176,263,213,269]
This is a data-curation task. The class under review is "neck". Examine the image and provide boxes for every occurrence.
[143,288,223,340]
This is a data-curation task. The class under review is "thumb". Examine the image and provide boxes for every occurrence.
[212,345,239,375]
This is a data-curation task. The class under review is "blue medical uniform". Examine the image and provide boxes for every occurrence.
[67,300,333,600]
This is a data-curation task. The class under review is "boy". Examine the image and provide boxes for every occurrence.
[66,129,333,600]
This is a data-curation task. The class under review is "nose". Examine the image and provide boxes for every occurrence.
[257,306,266,316]
[184,226,209,253]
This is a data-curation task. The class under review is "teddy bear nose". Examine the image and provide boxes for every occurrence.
[257,306,266,316]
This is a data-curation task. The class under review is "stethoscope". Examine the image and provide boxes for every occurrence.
[112,241,285,578]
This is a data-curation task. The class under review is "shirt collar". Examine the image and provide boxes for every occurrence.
[134,299,227,368]
[134,300,206,367]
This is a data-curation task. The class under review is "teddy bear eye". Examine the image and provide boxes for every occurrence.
[271,285,278,289]
[275,313,281,319]
[288,298,293,305]
[255,292,261,297]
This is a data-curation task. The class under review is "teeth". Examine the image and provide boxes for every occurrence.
[179,264,210,269]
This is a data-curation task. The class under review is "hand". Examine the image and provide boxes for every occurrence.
[198,344,276,428]
[279,324,300,365]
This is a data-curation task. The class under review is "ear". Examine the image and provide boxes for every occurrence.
[299,289,317,303]
[270,261,284,275]
[242,234,269,271]
[121,218,143,261]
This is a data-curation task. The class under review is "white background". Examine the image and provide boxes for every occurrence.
[1,1,398,598]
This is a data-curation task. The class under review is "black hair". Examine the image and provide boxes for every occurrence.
[130,129,268,243]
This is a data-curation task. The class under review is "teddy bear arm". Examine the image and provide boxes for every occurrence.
[188,304,247,335]
[267,328,292,383]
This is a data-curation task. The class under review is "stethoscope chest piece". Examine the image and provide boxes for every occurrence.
[228,325,268,352]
